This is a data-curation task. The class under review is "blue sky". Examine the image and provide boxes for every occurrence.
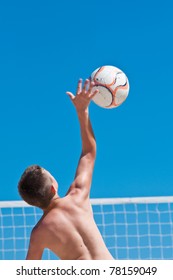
[0,0,173,201]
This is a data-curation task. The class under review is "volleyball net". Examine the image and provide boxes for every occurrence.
[0,196,173,260]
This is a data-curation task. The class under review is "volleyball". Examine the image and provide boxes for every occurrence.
[90,65,129,109]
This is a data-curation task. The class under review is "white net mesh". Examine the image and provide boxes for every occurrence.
[0,197,173,260]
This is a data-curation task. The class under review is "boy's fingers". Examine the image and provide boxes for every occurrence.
[66,91,75,100]
[83,79,90,92]
[88,81,95,93]
[76,79,82,94]
[89,88,99,99]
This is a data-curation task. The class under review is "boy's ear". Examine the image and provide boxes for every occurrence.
[51,185,56,195]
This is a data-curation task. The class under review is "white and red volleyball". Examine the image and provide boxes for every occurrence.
[90,65,129,109]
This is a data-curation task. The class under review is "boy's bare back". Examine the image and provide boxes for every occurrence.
[27,192,113,260]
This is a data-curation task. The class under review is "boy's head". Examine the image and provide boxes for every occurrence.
[18,165,58,209]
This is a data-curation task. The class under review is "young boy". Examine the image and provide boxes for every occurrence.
[18,79,114,260]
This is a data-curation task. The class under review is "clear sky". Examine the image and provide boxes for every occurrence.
[0,0,173,201]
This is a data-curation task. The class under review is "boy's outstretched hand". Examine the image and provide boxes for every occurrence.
[66,79,98,113]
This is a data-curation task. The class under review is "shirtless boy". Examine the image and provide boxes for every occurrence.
[18,79,114,260]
